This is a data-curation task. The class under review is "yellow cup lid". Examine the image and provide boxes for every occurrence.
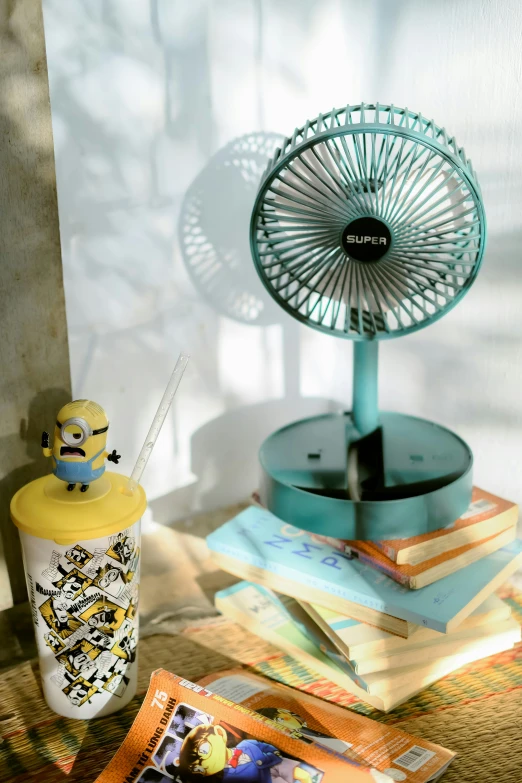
[10,471,147,544]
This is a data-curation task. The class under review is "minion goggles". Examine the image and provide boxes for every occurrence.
[57,417,109,447]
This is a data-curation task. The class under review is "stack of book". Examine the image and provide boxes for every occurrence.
[206,487,522,712]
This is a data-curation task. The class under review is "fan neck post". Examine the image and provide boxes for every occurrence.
[352,341,379,435]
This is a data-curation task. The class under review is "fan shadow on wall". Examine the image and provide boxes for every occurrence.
[179,132,284,327]
[150,132,340,522]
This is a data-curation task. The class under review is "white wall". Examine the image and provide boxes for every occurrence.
[42,0,522,523]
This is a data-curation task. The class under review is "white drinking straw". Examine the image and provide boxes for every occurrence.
[124,352,190,495]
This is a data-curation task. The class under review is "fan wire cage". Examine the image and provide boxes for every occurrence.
[251,103,485,340]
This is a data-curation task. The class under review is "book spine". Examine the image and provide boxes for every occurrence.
[348,548,412,588]
[373,541,399,561]
[209,539,441,630]
[284,601,370,690]
[314,534,403,565]
[311,533,346,553]
[319,647,369,691]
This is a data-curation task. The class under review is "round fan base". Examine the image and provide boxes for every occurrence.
[259,411,473,541]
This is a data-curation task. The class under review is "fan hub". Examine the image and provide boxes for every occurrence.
[341,216,392,262]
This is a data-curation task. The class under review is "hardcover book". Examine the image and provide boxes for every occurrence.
[207,505,522,634]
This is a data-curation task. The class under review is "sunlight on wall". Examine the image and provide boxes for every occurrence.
[42,0,522,519]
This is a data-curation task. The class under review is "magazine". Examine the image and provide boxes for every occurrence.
[94,669,392,782]
[197,670,455,782]
[95,669,455,783]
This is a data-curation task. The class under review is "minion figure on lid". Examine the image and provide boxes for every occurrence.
[41,400,121,492]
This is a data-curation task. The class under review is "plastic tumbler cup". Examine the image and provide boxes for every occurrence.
[10,470,146,719]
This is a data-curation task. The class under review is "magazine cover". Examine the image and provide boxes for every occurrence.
[197,670,455,783]
[94,669,389,783]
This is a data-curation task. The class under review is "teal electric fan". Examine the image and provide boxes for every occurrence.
[250,104,486,540]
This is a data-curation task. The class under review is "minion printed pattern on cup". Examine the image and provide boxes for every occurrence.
[24,522,140,710]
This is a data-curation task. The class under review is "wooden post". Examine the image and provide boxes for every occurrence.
[0,0,71,607]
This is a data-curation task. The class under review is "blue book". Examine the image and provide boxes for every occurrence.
[207,506,522,634]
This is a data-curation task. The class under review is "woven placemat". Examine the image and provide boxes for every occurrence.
[0,587,520,783]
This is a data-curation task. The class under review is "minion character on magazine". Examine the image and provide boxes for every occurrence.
[175,723,316,783]
[41,400,121,492]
